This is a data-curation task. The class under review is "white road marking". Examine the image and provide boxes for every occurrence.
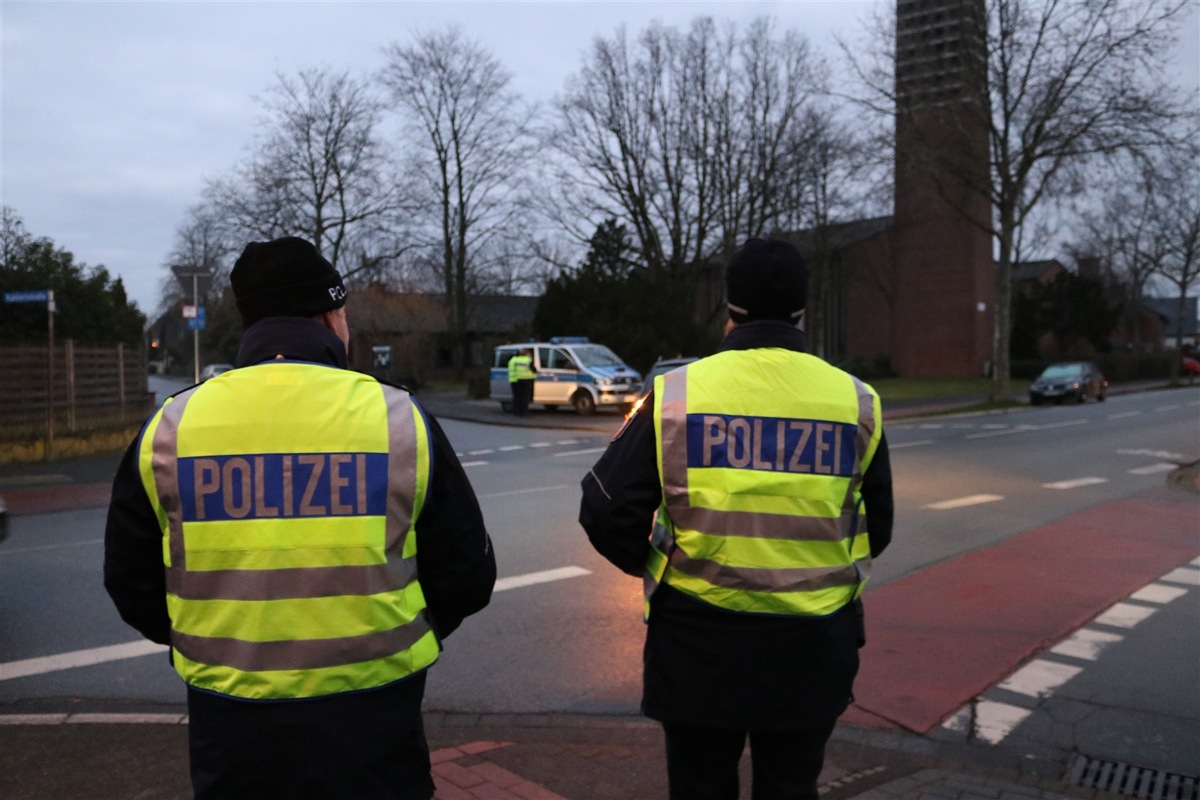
[1050,628,1123,661]
[1107,411,1141,420]
[478,485,570,499]
[493,565,592,592]
[528,442,553,448]
[917,424,944,429]
[467,449,495,456]
[1042,477,1108,490]
[1155,405,1181,412]
[1161,567,1200,586]
[1130,584,1189,604]
[498,445,526,452]
[553,448,607,458]
[974,701,1032,745]
[925,494,1004,510]
[890,439,934,449]
[966,428,1024,439]
[0,539,103,556]
[1093,602,1158,628]
[0,566,595,682]
[1117,448,1189,460]
[998,659,1082,698]
[1128,463,1177,475]
[0,474,71,488]
[1035,419,1090,430]
[460,461,489,467]
[558,439,580,445]
[0,640,167,682]
[950,563,1197,748]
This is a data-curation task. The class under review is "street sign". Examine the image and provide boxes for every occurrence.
[182,305,197,319]
[187,306,206,330]
[4,290,50,304]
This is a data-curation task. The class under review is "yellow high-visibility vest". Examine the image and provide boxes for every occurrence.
[136,361,438,700]
[646,348,882,619]
[508,354,535,382]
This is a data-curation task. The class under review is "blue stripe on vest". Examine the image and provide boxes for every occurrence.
[685,414,857,476]
[178,452,389,522]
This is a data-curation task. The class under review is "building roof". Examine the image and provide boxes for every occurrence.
[1143,296,1199,336]
[347,286,538,335]
[786,215,895,254]
[1011,259,1066,283]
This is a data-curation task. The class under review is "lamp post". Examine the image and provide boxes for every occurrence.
[171,265,214,384]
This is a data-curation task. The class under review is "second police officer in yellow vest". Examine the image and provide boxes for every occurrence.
[580,237,894,800]
[104,237,496,800]
[507,347,537,416]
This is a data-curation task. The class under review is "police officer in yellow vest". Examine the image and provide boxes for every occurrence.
[579,237,893,800]
[104,237,496,800]
[507,347,537,416]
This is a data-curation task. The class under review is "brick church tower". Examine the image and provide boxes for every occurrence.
[891,0,994,376]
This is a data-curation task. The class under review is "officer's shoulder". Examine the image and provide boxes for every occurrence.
[372,375,417,394]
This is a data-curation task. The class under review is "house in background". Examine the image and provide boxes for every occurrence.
[1143,297,1199,350]
[345,285,537,385]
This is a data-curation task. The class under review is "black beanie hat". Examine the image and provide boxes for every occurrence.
[725,237,808,323]
[231,237,347,327]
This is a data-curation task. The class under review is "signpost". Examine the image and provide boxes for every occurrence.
[171,265,214,383]
[3,289,56,458]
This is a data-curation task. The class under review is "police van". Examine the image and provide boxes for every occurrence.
[490,338,642,415]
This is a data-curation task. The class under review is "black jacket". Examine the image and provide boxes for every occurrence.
[579,321,894,730]
[103,317,495,799]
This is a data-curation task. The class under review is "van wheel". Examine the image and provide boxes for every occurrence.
[572,391,596,416]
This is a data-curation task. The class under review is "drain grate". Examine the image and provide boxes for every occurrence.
[1067,754,1199,800]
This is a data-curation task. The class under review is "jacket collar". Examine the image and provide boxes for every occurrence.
[235,317,349,369]
[718,320,809,354]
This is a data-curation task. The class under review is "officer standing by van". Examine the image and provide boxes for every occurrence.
[508,347,537,416]
[579,237,893,800]
[104,236,496,800]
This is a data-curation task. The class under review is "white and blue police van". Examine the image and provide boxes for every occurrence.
[490,337,642,415]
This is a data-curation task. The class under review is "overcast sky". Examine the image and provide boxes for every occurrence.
[3,1,1197,317]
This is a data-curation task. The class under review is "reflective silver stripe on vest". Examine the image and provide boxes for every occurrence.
[839,375,877,539]
[383,385,419,556]
[665,505,843,542]
[151,388,199,572]
[666,552,863,592]
[165,562,418,601]
[171,615,432,673]
[658,370,690,500]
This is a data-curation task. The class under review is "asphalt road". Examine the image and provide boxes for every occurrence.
[0,381,1196,781]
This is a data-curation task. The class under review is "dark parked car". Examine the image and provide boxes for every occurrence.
[1029,361,1107,405]
[625,357,700,418]
[0,494,8,546]
[199,363,233,381]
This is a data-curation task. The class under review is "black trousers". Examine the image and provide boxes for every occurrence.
[661,719,837,800]
[188,674,434,800]
[511,379,534,415]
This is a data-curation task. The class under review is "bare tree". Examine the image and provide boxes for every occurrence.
[549,16,829,276]
[206,67,412,282]
[849,0,1192,399]
[379,27,537,372]
[1073,155,1168,348]
[1150,144,1200,378]
[780,107,880,358]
